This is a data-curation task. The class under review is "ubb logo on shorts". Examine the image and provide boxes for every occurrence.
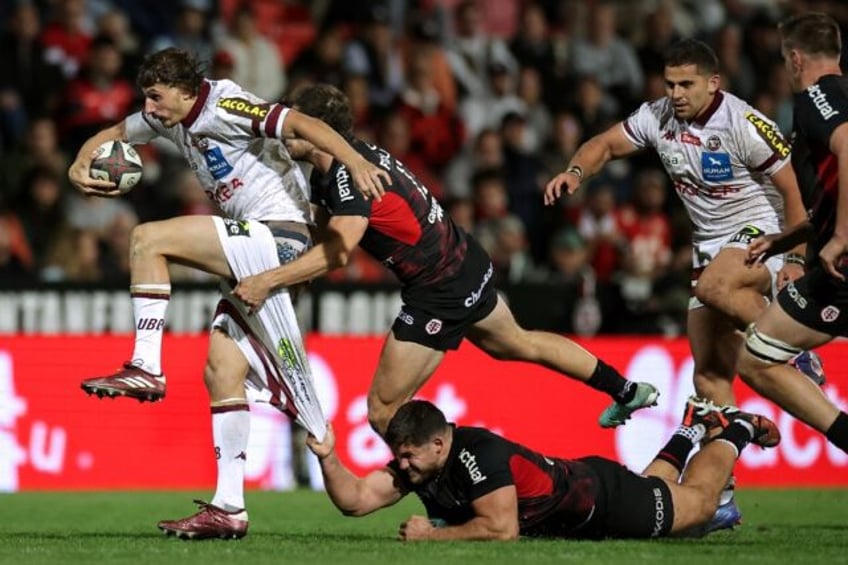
[614,345,848,473]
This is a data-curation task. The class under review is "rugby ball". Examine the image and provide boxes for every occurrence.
[90,140,143,194]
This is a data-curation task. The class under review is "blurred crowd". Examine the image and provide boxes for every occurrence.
[1,0,847,334]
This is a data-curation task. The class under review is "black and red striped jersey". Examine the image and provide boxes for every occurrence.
[310,139,468,287]
[388,426,600,537]
[790,74,848,255]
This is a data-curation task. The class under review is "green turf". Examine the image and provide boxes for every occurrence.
[0,489,846,565]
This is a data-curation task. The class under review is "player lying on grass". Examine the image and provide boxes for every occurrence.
[306,398,779,541]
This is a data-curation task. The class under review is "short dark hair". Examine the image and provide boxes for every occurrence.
[663,39,720,76]
[384,400,449,450]
[286,83,355,139]
[779,13,842,59]
[136,48,204,95]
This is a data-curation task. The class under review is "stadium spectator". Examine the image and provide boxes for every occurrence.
[17,166,68,269]
[446,0,518,100]
[148,0,216,66]
[40,0,93,80]
[40,226,101,282]
[393,49,465,174]
[342,4,404,113]
[0,2,64,126]
[217,3,286,102]
[0,117,70,204]
[444,128,504,199]
[288,24,347,90]
[59,35,135,152]
[305,398,777,540]
[570,2,644,110]
[233,84,659,436]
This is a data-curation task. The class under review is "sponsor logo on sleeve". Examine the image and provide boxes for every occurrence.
[745,112,791,158]
[701,152,733,181]
[203,146,234,179]
[458,448,487,484]
[336,168,354,203]
[217,97,271,119]
[806,84,840,120]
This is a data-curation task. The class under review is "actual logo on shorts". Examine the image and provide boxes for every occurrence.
[745,112,791,158]
[701,152,733,182]
[706,135,722,151]
[217,97,271,119]
[821,305,840,322]
[223,218,250,237]
[425,319,442,335]
[398,310,414,325]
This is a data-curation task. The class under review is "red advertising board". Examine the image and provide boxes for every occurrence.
[1,335,846,491]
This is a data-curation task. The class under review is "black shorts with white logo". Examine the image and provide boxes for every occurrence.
[579,456,674,539]
[392,237,498,351]
[777,264,848,337]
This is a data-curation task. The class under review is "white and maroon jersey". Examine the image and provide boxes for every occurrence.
[623,91,790,243]
[125,79,310,223]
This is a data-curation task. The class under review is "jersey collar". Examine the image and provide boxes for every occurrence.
[180,79,211,128]
[691,90,724,127]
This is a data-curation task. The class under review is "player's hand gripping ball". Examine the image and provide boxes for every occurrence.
[90,140,143,194]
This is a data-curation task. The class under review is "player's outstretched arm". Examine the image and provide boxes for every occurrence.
[307,424,405,516]
[68,122,127,196]
[769,162,809,287]
[544,122,639,205]
[399,486,520,541]
[282,110,391,201]
[233,214,368,312]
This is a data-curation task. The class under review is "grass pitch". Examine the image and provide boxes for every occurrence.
[1,489,845,565]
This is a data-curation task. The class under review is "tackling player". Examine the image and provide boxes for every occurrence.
[306,399,779,541]
[737,12,848,456]
[233,84,659,437]
[66,48,390,539]
[545,39,823,411]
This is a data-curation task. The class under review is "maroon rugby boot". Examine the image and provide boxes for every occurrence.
[158,500,248,540]
[81,362,166,402]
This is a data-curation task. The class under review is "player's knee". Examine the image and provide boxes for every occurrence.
[692,271,726,308]
[366,397,395,437]
[738,323,797,388]
[130,222,157,256]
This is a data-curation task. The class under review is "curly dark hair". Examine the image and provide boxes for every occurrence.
[285,83,355,140]
[136,47,205,95]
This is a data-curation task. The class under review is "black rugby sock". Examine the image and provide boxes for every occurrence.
[656,425,701,473]
[586,359,636,403]
[825,411,848,454]
[715,421,755,457]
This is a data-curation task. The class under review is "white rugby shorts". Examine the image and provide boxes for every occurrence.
[210,216,326,441]
[689,223,783,310]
